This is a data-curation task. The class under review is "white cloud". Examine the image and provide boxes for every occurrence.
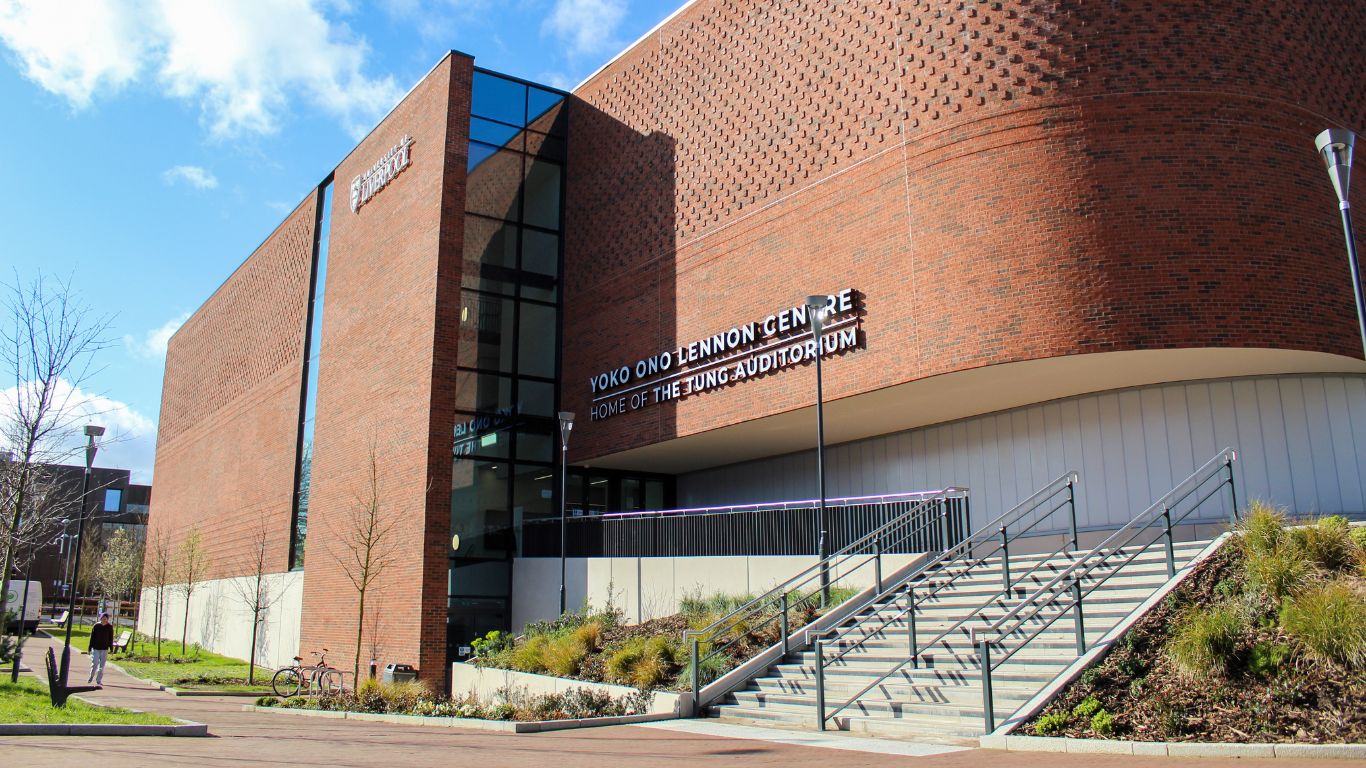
[162,165,218,189]
[543,0,626,57]
[0,0,404,139]
[123,312,191,360]
[0,378,159,483]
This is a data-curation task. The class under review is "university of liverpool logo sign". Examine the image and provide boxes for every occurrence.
[350,135,414,213]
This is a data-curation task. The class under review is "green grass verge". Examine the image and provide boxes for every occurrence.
[57,626,272,693]
[0,678,179,725]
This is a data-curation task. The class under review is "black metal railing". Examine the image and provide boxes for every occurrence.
[520,491,971,558]
[811,472,1079,730]
[977,449,1237,732]
[681,488,971,710]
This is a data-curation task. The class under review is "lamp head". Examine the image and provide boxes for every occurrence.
[805,294,829,332]
[558,411,575,443]
[1315,128,1355,205]
[84,425,105,438]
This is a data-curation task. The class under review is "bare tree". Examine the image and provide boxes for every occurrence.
[0,274,111,625]
[93,528,143,625]
[226,509,282,684]
[333,444,400,685]
[174,528,210,655]
[142,527,173,660]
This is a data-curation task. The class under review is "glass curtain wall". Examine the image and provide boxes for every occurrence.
[449,70,566,657]
[290,179,333,571]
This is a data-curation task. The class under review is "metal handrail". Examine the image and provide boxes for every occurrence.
[813,472,1079,729]
[976,449,1237,732]
[599,489,955,519]
[684,487,969,710]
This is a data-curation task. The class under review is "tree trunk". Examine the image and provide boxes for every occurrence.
[155,586,164,660]
[354,588,366,686]
[181,591,190,654]
[248,613,259,685]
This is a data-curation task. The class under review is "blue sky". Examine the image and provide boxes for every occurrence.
[0,0,682,482]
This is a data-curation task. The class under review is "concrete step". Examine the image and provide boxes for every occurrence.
[709,702,993,741]
[745,679,1035,708]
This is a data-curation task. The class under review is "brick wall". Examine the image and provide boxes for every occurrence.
[146,195,316,581]
[562,0,1366,463]
[296,52,472,682]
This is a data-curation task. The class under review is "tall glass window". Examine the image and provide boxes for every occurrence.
[291,179,332,571]
[450,70,566,659]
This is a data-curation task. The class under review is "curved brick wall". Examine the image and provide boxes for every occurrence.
[563,0,1366,462]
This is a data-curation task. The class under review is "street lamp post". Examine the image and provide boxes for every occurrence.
[805,295,831,604]
[1315,129,1362,356]
[59,424,103,688]
[557,411,575,616]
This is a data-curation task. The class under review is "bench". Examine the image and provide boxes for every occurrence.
[111,630,132,653]
[46,610,69,627]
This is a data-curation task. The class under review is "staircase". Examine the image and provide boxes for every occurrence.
[708,539,1211,743]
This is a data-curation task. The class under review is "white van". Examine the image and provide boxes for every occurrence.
[3,580,42,632]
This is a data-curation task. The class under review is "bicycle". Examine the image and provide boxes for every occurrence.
[271,649,344,697]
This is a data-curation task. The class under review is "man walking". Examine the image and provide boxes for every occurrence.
[88,612,114,687]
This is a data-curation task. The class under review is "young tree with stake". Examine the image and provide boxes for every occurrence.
[333,444,399,686]
[174,528,209,655]
[142,527,172,660]
[227,509,281,684]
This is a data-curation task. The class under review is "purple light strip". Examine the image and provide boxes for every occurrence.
[596,488,961,519]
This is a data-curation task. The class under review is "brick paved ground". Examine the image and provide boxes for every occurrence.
[6,634,1359,768]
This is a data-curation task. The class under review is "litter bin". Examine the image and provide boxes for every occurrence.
[382,663,417,684]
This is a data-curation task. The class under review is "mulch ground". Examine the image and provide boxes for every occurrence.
[1022,545,1366,743]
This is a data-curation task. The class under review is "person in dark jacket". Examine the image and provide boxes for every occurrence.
[88,613,114,686]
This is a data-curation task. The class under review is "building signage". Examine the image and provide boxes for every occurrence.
[453,406,517,458]
[350,135,414,213]
[589,288,863,421]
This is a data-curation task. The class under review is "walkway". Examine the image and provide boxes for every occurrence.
[5,634,1354,768]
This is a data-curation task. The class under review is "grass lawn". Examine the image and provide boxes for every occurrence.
[0,677,179,725]
[58,625,273,693]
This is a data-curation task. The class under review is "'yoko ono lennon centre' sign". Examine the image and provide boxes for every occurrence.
[589,288,863,421]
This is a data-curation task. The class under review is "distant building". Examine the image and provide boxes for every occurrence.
[12,464,150,602]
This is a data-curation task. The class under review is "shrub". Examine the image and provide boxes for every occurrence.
[573,621,604,653]
[1291,516,1359,574]
[1245,544,1314,602]
[1154,700,1187,737]
[510,635,551,673]
[1349,525,1366,552]
[284,696,309,709]
[1072,696,1102,719]
[606,636,680,688]
[471,630,512,658]
[1247,640,1291,678]
[1280,581,1366,668]
[1237,501,1287,559]
[541,633,589,677]
[255,695,278,707]
[1034,711,1069,736]
[1091,710,1117,737]
[1167,602,1246,677]
[679,590,755,622]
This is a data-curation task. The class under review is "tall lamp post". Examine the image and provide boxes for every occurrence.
[805,295,831,604]
[1315,129,1363,356]
[59,424,103,688]
[557,411,574,615]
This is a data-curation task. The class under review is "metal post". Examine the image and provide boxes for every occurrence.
[999,527,1010,593]
[814,636,827,731]
[60,448,95,688]
[814,334,829,606]
[1338,202,1366,356]
[906,584,918,668]
[939,506,950,553]
[1066,477,1079,551]
[979,638,995,733]
[1162,504,1176,579]
[559,441,568,615]
[691,636,701,714]
[1071,577,1086,655]
[874,534,883,594]
[780,593,790,657]
[1227,456,1239,525]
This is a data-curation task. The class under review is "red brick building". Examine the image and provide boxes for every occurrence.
[142,1,1366,691]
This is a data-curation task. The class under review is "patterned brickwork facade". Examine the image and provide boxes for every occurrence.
[561,0,1366,463]
[296,53,472,682]
[145,195,316,580]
